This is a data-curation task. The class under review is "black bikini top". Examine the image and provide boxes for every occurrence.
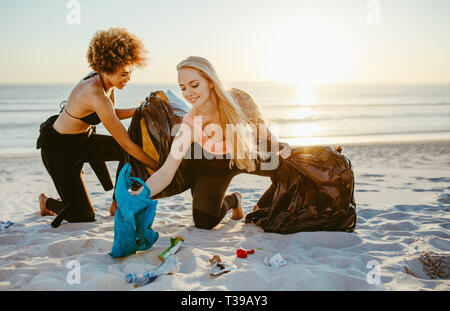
[60,72,107,126]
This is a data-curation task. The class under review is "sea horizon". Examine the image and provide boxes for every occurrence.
[1,82,449,156]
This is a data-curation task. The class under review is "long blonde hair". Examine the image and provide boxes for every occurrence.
[176,56,258,172]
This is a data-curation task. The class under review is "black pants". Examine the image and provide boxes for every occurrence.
[187,152,275,230]
[113,142,277,230]
[40,125,124,222]
[190,171,241,229]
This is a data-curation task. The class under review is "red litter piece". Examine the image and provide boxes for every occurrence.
[236,249,247,258]
[236,248,255,258]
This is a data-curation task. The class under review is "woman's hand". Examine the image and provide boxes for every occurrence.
[128,189,139,196]
[114,101,145,120]
[132,119,195,199]
[256,122,291,159]
[276,142,291,159]
[128,185,145,196]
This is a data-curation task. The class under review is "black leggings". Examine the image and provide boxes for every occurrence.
[191,172,241,229]
[40,126,124,222]
[188,155,274,230]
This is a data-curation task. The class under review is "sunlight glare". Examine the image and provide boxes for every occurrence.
[261,21,351,86]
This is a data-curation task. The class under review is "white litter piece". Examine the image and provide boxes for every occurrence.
[209,255,237,276]
[264,253,287,267]
[126,255,181,287]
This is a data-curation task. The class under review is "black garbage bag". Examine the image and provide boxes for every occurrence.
[124,91,192,199]
[245,145,357,233]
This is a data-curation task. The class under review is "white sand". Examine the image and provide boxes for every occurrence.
[0,141,449,291]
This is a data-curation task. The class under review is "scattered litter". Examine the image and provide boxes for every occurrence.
[159,236,185,261]
[0,220,13,232]
[264,253,287,267]
[236,248,255,258]
[126,255,180,287]
[209,255,237,276]
[209,255,222,266]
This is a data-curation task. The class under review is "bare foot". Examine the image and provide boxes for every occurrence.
[230,192,245,220]
[109,199,118,216]
[39,193,55,216]
[253,204,260,212]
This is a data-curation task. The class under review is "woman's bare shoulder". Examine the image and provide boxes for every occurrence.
[76,79,108,108]
[230,87,249,100]
[230,88,258,108]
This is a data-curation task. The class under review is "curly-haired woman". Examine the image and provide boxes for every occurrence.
[37,27,156,223]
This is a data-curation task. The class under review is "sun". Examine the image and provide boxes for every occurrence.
[260,21,352,87]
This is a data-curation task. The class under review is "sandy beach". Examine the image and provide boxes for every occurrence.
[0,140,449,291]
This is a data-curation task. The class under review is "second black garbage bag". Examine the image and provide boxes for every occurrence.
[123,90,192,199]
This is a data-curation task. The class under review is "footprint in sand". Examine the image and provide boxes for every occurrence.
[393,204,437,212]
[47,238,111,257]
[403,236,450,280]
[377,220,419,231]
[437,193,450,204]
[439,223,450,230]
[377,211,412,220]
[357,208,381,219]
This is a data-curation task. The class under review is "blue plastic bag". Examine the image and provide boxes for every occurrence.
[109,163,159,258]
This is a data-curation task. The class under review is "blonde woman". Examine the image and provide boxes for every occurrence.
[126,56,290,229]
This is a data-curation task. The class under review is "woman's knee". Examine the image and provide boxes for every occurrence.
[193,209,220,230]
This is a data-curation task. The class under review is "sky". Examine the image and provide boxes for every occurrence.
[0,0,449,85]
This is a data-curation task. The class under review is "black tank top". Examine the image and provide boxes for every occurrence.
[61,72,106,125]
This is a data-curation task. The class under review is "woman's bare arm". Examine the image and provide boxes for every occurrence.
[110,88,142,120]
[232,88,291,158]
[133,121,194,198]
[256,122,291,159]
[115,106,141,120]
[93,92,158,168]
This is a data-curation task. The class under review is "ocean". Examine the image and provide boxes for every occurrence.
[0,82,449,156]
